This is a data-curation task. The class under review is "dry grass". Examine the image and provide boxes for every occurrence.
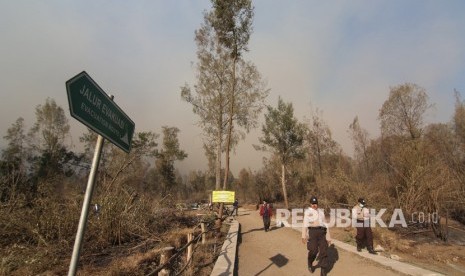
[0,183,227,276]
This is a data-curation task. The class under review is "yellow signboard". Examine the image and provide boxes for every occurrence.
[212,191,235,203]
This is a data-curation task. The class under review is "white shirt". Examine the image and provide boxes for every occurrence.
[301,207,331,241]
[352,204,369,221]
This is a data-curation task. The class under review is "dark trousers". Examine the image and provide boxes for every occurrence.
[263,216,271,230]
[356,221,373,248]
[307,228,328,269]
[232,207,238,216]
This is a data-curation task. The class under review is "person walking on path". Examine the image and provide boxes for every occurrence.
[352,197,377,254]
[259,201,273,232]
[301,196,331,275]
[232,199,239,217]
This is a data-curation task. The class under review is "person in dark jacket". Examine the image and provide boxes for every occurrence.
[232,199,239,216]
[259,201,273,232]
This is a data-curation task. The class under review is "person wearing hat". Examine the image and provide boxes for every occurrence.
[352,197,376,254]
[301,196,331,275]
[259,200,273,232]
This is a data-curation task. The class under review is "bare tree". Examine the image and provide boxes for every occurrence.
[155,127,187,196]
[1,117,28,203]
[181,10,231,191]
[306,109,339,178]
[348,116,371,178]
[379,83,432,140]
[237,168,253,202]
[29,98,70,155]
[182,0,268,191]
[27,98,78,195]
[208,0,269,190]
[453,90,465,147]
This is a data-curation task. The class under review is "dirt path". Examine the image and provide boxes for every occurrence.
[235,208,403,276]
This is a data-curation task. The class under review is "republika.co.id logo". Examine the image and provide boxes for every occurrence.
[275,208,439,228]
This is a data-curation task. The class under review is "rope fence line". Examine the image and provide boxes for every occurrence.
[145,215,231,276]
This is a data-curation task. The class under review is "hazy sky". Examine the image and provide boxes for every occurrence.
[1,1,465,176]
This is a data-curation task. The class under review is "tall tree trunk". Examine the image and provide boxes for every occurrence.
[216,132,224,233]
[363,146,369,177]
[215,126,222,190]
[281,163,289,209]
[223,56,237,190]
[308,148,314,176]
[223,123,232,190]
[316,137,323,178]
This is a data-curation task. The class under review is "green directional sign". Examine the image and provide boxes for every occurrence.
[66,71,135,153]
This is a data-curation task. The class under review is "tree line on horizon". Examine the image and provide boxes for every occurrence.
[1,79,464,249]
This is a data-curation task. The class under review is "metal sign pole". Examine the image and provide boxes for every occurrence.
[68,134,105,276]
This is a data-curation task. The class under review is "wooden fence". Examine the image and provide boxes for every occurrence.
[146,215,231,276]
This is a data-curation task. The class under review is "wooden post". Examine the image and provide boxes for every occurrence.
[201,222,206,244]
[158,246,174,276]
[215,218,222,238]
[187,232,193,262]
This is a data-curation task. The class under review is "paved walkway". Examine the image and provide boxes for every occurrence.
[211,208,444,276]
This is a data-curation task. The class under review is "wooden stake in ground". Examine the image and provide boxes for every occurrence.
[158,246,174,276]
